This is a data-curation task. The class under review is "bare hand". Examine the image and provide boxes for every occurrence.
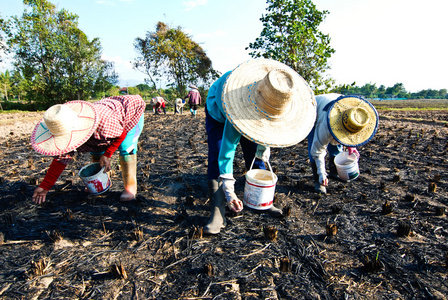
[228,199,243,213]
[32,187,49,204]
[321,177,329,186]
[99,155,111,172]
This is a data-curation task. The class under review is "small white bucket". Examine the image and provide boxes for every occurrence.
[334,152,359,181]
[243,159,278,210]
[78,163,112,195]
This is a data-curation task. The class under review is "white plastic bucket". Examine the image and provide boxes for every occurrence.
[78,163,112,195]
[334,152,359,181]
[243,160,278,210]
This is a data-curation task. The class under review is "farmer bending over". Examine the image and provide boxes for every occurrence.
[185,84,201,117]
[308,93,379,194]
[31,95,146,204]
[151,96,166,115]
[204,58,316,234]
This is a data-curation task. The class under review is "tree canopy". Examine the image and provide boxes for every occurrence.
[247,0,335,92]
[3,0,118,106]
[134,21,220,97]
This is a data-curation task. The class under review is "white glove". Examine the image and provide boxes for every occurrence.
[255,144,270,162]
[219,174,243,212]
[220,174,238,203]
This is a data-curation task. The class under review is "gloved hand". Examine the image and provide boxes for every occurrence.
[219,174,243,213]
[347,147,360,158]
[255,144,270,162]
[319,174,328,186]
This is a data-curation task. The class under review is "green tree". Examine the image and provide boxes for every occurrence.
[10,70,28,101]
[247,0,335,92]
[385,83,406,98]
[0,70,12,101]
[0,15,7,62]
[5,0,117,105]
[134,21,220,97]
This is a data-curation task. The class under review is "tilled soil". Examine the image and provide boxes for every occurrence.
[0,108,447,299]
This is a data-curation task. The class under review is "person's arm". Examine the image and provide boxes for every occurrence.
[101,129,127,172]
[310,122,334,184]
[218,120,244,212]
[218,119,241,175]
[103,129,127,158]
[33,158,67,204]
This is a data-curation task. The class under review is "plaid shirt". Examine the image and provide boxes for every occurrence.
[186,89,201,105]
[56,95,146,163]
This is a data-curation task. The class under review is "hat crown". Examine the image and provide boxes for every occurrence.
[43,104,77,137]
[256,69,295,117]
[342,107,370,133]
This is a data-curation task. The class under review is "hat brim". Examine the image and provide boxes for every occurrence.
[327,95,378,147]
[31,101,98,156]
[222,59,317,148]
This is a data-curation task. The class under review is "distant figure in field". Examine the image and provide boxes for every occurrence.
[185,85,201,117]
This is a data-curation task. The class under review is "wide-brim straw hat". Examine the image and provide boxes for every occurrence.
[327,95,379,147]
[189,84,198,90]
[222,58,317,147]
[31,101,98,156]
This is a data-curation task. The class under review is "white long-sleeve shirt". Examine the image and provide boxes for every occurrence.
[309,93,342,178]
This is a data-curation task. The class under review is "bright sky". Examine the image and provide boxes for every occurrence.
[1,0,447,92]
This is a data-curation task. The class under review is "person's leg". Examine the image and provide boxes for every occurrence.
[240,137,266,172]
[118,114,144,201]
[328,143,343,179]
[204,108,227,234]
[307,127,326,193]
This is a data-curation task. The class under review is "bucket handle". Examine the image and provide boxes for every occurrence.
[249,158,275,177]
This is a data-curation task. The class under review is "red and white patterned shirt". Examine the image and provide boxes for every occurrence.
[56,95,146,162]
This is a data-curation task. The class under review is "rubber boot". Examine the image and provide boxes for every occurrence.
[328,155,339,180]
[311,162,326,194]
[203,180,227,235]
[266,205,283,218]
[119,154,137,201]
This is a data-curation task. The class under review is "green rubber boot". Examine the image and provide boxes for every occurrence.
[203,180,227,235]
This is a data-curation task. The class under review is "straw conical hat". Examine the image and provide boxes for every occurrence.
[222,58,317,147]
[327,95,379,147]
[31,101,98,156]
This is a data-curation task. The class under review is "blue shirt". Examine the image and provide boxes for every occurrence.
[206,71,244,175]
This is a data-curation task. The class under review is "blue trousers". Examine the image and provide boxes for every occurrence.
[205,108,265,180]
[307,126,342,163]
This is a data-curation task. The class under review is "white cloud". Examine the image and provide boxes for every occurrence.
[182,0,208,11]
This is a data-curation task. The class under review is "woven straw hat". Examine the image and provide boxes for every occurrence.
[222,58,317,147]
[327,95,379,147]
[31,101,98,156]
[189,84,198,90]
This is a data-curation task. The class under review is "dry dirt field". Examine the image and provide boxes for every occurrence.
[0,104,447,299]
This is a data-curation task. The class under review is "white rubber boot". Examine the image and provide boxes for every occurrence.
[119,154,137,201]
